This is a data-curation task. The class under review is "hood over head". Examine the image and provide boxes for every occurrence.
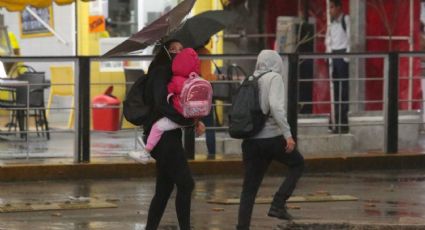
[254,50,284,76]
[172,48,200,77]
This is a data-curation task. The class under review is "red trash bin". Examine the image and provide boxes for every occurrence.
[92,86,121,131]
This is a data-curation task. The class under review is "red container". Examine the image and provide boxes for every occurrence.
[92,86,121,131]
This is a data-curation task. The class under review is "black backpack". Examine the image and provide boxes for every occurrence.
[123,76,151,126]
[228,71,270,139]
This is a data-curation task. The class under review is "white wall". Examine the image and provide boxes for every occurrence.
[4,3,75,56]
[2,3,76,120]
[2,3,76,79]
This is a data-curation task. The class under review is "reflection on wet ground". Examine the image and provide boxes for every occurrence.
[0,170,425,229]
[1,131,424,161]
[0,130,229,161]
[0,131,137,159]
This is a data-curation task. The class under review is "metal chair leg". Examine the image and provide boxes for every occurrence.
[34,110,40,137]
[41,109,50,140]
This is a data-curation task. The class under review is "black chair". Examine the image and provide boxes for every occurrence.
[0,67,50,139]
[17,71,50,139]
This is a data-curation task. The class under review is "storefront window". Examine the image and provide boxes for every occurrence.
[103,0,183,37]
[107,0,138,37]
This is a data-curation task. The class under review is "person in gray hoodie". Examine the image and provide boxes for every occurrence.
[237,50,304,230]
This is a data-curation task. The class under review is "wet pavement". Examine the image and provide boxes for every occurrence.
[0,131,137,159]
[1,170,425,229]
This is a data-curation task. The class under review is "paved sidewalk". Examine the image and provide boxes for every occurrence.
[1,170,425,229]
[1,151,425,181]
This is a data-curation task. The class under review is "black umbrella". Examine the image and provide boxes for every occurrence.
[170,10,237,48]
[103,0,196,57]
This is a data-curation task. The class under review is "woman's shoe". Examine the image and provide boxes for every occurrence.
[267,205,293,220]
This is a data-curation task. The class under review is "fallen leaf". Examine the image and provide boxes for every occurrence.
[51,212,62,217]
[315,191,330,196]
[365,203,376,207]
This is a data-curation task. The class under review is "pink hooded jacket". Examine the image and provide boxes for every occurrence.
[168,48,200,114]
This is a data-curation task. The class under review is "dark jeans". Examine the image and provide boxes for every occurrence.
[146,129,194,230]
[332,56,349,133]
[201,107,216,155]
[237,136,304,230]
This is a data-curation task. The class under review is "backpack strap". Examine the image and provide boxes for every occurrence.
[252,70,272,80]
[252,70,272,116]
[341,14,347,33]
[189,72,199,79]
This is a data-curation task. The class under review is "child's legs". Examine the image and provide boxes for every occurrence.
[146,117,182,151]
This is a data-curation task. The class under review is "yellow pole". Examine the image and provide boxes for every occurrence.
[77,0,102,55]
[193,0,224,125]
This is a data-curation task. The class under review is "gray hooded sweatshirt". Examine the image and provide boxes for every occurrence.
[251,50,292,139]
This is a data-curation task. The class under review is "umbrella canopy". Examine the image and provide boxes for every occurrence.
[170,10,237,49]
[103,0,196,57]
[0,0,92,12]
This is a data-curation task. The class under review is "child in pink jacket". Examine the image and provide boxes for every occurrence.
[129,48,200,164]
[167,48,200,115]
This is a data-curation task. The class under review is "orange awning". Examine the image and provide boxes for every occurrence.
[0,0,91,12]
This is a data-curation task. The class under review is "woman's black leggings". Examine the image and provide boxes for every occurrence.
[145,129,194,230]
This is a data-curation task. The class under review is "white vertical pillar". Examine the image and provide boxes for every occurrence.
[71,2,76,56]
[349,0,366,113]
[408,0,414,110]
[137,1,144,30]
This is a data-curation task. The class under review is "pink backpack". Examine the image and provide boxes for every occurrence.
[180,72,213,118]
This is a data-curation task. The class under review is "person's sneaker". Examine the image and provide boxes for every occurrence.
[128,149,151,164]
[267,205,293,220]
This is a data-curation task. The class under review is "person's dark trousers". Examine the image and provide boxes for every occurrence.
[332,50,349,133]
[146,129,195,230]
[236,136,304,230]
[201,106,216,155]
